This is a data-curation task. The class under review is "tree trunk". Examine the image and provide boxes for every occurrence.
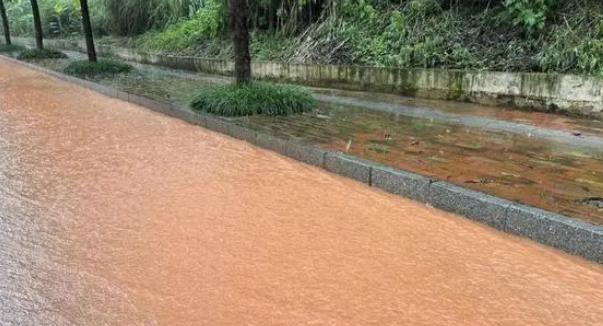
[30,0,43,50]
[229,0,251,85]
[79,0,97,62]
[0,0,11,45]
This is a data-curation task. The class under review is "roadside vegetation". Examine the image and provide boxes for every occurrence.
[3,0,602,75]
[63,59,132,77]
[1,0,312,117]
[191,82,315,116]
[17,48,66,59]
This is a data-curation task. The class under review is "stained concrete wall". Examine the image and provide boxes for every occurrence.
[14,37,603,118]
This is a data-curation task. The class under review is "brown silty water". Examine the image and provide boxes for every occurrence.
[2,57,603,325]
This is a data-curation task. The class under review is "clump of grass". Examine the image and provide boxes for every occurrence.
[191,82,315,117]
[0,44,27,53]
[63,59,134,77]
[17,49,68,60]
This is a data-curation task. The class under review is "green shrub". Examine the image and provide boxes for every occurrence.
[5,0,85,37]
[63,59,134,77]
[0,44,27,53]
[504,0,547,37]
[106,0,218,36]
[191,82,315,117]
[17,49,68,60]
[138,4,223,52]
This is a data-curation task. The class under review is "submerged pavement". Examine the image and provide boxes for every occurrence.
[1,58,603,325]
[315,93,603,150]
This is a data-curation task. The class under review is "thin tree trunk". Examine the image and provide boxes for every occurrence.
[79,0,97,62]
[0,0,11,45]
[30,0,43,50]
[230,0,251,85]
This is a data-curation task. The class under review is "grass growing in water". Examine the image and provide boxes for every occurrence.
[0,44,27,53]
[18,49,68,60]
[191,82,315,117]
[64,59,134,77]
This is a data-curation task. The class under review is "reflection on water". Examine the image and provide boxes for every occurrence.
[313,87,603,137]
[2,56,603,326]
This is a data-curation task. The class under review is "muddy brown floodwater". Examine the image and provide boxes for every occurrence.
[1,57,603,326]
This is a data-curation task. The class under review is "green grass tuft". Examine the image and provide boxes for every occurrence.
[17,49,68,60]
[0,44,27,53]
[191,82,315,117]
[63,59,134,77]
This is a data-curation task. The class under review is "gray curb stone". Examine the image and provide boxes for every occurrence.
[140,97,169,115]
[117,90,129,102]
[128,94,143,106]
[160,101,175,116]
[284,142,327,168]
[96,84,118,98]
[253,133,288,156]
[324,153,371,184]
[178,110,206,127]
[227,124,257,143]
[371,165,433,203]
[427,182,510,230]
[505,204,603,264]
[205,116,229,135]
[591,230,603,264]
[4,54,602,265]
[168,106,190,120]
[188,112,208,127]
[79,79,97,91]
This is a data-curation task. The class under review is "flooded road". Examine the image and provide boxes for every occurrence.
[2,58,603,325]
[26,53,603,224]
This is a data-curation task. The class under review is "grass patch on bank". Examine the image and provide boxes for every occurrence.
[191,82,315,117]
[17,49,68,60]
[0,44,27,53]
[63,59,134,77]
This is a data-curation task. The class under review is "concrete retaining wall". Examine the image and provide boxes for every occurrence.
[12,37,603,119]
[4,53,602,265]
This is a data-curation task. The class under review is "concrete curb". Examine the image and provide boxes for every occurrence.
[3,54,602,265]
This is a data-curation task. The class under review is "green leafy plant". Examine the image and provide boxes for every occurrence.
[504,0,546,37]
[5,0,34,36]
[191,82,315,117]
[137,3,222,52]
[7,0,603,76]
[575,40,603,76]
[105,0,215,36]
[63,59,134,77]
[17,48,67,59]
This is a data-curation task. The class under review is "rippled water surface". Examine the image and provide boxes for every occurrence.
[1,57,603,325]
